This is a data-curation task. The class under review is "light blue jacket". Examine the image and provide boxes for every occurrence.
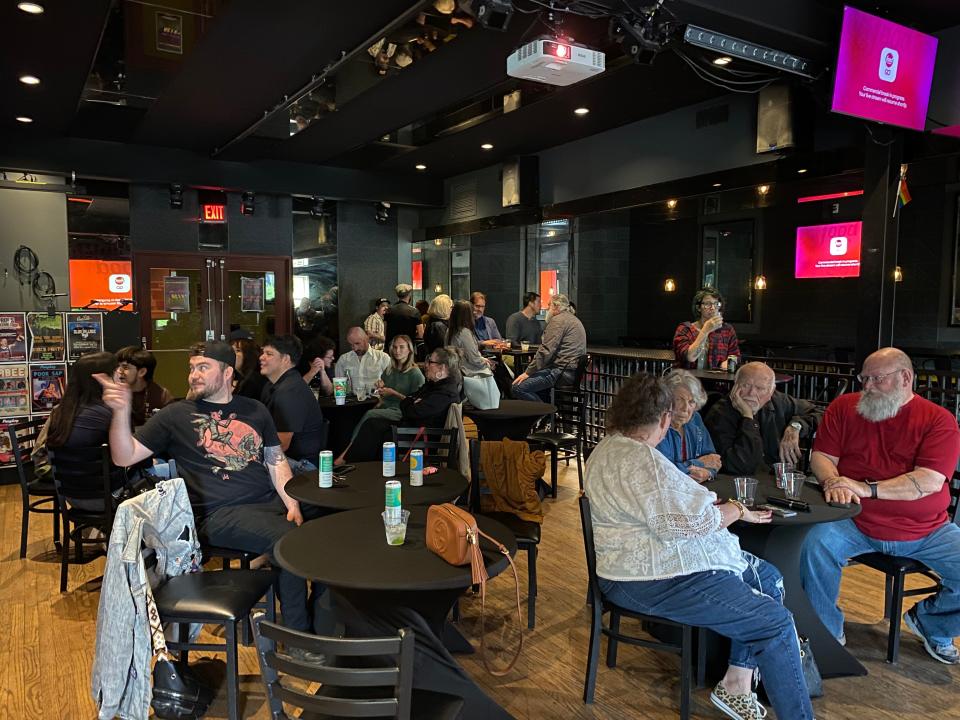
[656,412,718,479]
[92,478,202,720]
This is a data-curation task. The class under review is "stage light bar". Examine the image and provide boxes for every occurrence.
[683,24,819,79]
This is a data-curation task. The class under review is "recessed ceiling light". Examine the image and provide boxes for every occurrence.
[797,168,808,174]
[415,164,426,171]
[712,182,722,188]
[17,2,44,14]
[713,56,732,66]
[574,107,590,116]
[481,143,494,150]
[19,75,40,86]
[15,116,33,123]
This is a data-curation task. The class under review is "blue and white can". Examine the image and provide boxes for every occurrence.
[382,442,396,477]
[410,449,423,487]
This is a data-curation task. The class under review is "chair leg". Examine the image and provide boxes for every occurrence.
[527,544,538,629]
[59,517,70,593]
[883,574,894,620]
[576,448,584,491]
[178,623,191,664]
[550,450,558,499]
[606,610,621,667]
[53,498,61,549]
[695,627,706,688]
[680,624,692,720]
[19,500,29,559]
[225,621,240,720]
[886,572,907,664]
[583,601,603,704]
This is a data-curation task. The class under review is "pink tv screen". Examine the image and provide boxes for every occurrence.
[830,6,938,131]
[796,221,862,279]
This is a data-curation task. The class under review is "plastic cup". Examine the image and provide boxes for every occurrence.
[773,462,795,490]
[784,472,806,500]
[355,384,368,401]
[382,509,410,546]
[333,377,348,405]
[734,477,758,508]
[521,341,530,352]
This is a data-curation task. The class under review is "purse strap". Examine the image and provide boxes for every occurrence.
[473,526,524,676]
[401,426,427,463]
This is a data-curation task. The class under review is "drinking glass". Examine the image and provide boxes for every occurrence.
[734,477,758,508]
[773,462,795,490]
[382,509,410,546]
[521,341,530,352]
[784,472,806,501]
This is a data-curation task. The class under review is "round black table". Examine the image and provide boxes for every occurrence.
[317,396,378,456]
[687,369,794,387]
[708,472,865,679]
[464,399,555,440]
[285,461,468,511]
[274,506,517,651]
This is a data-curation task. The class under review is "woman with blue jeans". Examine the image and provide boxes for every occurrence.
[585,372,813,720]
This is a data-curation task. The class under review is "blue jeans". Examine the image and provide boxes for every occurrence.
[599,553,813,720]
[801,518,960,645]
[512,367,564,402]
[287,457,317,475]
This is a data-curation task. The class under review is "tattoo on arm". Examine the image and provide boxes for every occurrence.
[906,472,925,498]
[264,445,287,467]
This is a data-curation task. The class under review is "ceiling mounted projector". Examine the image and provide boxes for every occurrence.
[507,38,605,86]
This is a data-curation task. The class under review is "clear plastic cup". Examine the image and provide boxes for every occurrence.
[734,477,758,508]
[382,509,410,546]
[773,462,795,490]
[521,341,530,352]
[784,472,806,500]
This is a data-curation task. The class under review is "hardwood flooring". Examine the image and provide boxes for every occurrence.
[1,465,958,719]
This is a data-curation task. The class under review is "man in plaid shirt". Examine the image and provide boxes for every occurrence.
[363,298,389,350]
[673,287,741,370]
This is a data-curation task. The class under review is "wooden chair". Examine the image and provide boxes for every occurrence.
[6,418,60,558]
[853,472,960,663]
[251,616,464,720]
[391,425,458,468]
[579,494,705,716]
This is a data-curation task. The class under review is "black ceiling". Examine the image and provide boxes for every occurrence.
[1,0,958,196]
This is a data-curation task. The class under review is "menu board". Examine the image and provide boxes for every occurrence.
[0,364,29,419]
[66,312,104,362]
[30,364,66,414]
[0,313,27,363]
[27,312,65,363]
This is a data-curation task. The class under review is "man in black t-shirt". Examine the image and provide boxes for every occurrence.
[95,341,324,636]
[259,335,328,474]
[384,283,424,350]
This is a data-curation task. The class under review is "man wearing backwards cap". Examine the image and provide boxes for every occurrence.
[95,341,325,640]
[363,297,390,351]
[384,283,424,350]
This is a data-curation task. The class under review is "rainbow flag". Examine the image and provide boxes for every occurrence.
[893,164,912,217]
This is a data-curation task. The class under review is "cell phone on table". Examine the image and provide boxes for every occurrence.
[765,495,811,512]
[756,503,798,518]
[333,464,356,476]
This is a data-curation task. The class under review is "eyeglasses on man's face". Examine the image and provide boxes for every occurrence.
[857,370,900,386]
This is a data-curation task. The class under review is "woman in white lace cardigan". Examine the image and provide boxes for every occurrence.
[585,373,813,720]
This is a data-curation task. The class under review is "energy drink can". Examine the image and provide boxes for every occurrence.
[318,451,333,488]
[382,442,396,477]
[727,355,738,374]
[385,480,402,521]
[410,449,423,487]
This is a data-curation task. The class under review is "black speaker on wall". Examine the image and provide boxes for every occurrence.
[502,156,539,209]
[756,83,794,154]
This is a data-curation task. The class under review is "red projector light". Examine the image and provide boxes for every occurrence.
[543,41,570,60]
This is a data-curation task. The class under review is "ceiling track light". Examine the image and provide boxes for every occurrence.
[241,191,255,216]
[169,183,184,209]
[374,201,392,225]
[683,25,819,79]
[309,196,327,218]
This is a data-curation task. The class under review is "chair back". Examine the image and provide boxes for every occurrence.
[252,615,415,720]
[571,353,591,390]
[552,388,586,439]
[5,417,47,497]
[468,439,484,513]
[391,426,457,468]
[578,494,604,606]
[48,444,116,526]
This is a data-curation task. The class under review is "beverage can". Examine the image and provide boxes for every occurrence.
[410,449,423,487]
[385,480,402,521]
[382,442,396,477]
[318,451,333,488]
[333,376,348,405]
[727,355,738,374]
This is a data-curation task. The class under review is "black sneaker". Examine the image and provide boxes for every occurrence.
[286,645,327,665]
[904,607,959,665]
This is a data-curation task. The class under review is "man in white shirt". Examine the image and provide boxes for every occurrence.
[334,326,391,394]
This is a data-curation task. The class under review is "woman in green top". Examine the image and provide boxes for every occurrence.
[335,334,425,464]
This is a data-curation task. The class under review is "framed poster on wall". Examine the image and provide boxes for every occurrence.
[66,312,104,362]
[30,364,65,414]
[0,313,27,363]
[0,364,29,419]
[27,312,65,363]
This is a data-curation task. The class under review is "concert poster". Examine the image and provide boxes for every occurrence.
[0,313,27,363]
[30,364,66,414]
[0,364,30,419]
[27,312,65,363]
[66,312,104,362]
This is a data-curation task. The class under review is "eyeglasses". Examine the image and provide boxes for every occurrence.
[425,359,442,366]
[700,301,721,308]
[856,370,900,386]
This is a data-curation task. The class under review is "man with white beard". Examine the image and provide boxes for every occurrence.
[800,347,960,663]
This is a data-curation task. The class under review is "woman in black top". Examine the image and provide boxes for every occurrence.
[232,337,268,401]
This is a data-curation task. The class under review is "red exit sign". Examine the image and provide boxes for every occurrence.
[202,204,226,222]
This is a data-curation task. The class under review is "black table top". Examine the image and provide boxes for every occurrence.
[317,396,379,410]
[709,472,860,526]
[285,462,468,511]
[687,369,794,385]
[464,399,556,419]
[274,505,518,591]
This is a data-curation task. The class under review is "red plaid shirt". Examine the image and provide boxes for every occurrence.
[672,322,740,369]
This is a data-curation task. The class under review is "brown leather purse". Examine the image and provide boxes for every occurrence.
[426,503,523,675]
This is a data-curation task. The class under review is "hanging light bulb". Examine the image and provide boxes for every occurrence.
[664,278,676,292]
[754,274,767,290]
[894,266,903,282]
[434,238,443,247]
[434,283,443,293]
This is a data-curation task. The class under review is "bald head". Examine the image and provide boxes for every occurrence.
[347,326,370,355]
[863,347,913,374]
[733,362,776,412]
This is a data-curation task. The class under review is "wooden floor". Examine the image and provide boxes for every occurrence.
[2,465,958,719]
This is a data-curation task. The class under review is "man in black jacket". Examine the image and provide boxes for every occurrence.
[705,362,823,474]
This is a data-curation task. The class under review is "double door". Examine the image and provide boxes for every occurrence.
[133,251,290,396]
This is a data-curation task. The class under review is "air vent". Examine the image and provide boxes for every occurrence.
[449,181,478,220]
[695,104,729,129]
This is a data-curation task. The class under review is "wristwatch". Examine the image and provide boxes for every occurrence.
[865,479,879,499]
[789,421,803,433]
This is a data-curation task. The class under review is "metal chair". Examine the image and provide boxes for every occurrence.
[391,425,458,468]
[6,418,60,558]
[527,387,586,498]
[252,615,464,720]
[579,494,705,716]
[853,472,960,663]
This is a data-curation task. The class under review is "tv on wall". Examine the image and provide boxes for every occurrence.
[795,221,862,279]
[830,6,938,132]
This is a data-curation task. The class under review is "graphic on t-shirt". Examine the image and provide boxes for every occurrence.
[191,410,263,476]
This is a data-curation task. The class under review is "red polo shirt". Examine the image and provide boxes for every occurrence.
[814,392,960,541]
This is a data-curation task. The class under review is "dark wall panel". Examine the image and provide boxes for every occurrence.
[577,212,631,346]
[468,228,524,333]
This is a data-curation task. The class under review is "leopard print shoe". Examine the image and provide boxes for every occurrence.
[710,682,768,720]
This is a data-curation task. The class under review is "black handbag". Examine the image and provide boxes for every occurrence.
[799,636,823,698]
[151,657,215,720]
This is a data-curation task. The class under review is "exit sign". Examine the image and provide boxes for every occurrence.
[202,204,226,222]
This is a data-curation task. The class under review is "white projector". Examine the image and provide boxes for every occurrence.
[507,38,605,86]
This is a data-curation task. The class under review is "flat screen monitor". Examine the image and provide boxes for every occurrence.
[831,6,938,131]
[795,221,862,278]
[69,259,134,311]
